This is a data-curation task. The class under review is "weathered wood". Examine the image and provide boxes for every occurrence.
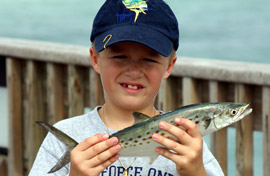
[89,68,104,109]
[235,84,253,176]
[68,65,85,117]
[182,77,201,105]
[47,63,65,124]
[157,77,182,111]
[0,157,8,176]
[262,86,270,176]
[2,37,270,86]
[6,58,23,176]
[23,61,47,175]
[209,81,228,175]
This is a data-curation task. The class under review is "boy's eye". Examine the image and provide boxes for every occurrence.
[144,58,158,63]
[112,55,127,59]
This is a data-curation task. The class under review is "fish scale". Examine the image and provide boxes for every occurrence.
[36,102,252,173]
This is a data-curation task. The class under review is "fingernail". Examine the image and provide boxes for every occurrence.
[152,133,159,141]
[111,137,118,144]
[114,145,121,151]
[103,134,109,139]
[159,121,166,128]
[175,118,181,123]
[156,147,161,154]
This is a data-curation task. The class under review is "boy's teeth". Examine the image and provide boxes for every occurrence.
[127,85,138,89]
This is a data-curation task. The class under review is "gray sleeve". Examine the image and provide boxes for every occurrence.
[203,141,225,176]
[28,132,70,176]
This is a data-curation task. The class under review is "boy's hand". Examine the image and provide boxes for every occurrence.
[152,118,207,176]
[69,134,121,176]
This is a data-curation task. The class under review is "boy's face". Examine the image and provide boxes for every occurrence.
[90,42,176,111]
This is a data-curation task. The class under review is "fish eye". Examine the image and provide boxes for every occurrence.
[230,109,238,116]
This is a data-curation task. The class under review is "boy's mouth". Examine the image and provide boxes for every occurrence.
[120,83,144,90]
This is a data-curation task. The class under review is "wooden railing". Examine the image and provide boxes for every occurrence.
[0,37,269,176]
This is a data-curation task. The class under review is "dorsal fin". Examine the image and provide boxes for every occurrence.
[132,112,151,124]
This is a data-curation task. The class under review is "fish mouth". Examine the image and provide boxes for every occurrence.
[236,104,252,121]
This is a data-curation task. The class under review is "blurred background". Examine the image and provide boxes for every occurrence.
[0,0,269,175]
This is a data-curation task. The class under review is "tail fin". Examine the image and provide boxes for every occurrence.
[36,121,78,173]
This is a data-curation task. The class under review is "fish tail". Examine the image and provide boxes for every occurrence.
[36,121,78,173]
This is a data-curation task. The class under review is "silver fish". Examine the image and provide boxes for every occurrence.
[36,102,252,173]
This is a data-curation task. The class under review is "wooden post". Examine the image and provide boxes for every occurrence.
[23,61,47,175]
[262,86,270,176]
[182,77,201,105]
[89,68,104,109]
[157,77,181,112]
[68,65,84,117]
[6,58,23,176]
[0,157,8,176]
[47,63,65,124]
[209,81,228,175]
[235,84,253,176]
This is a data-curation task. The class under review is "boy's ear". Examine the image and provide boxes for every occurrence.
[163,56,177,79]
[89,47,100,74]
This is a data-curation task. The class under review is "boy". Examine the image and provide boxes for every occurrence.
[29,0,224,175]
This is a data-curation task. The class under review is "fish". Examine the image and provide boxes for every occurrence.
[36,102,252,173]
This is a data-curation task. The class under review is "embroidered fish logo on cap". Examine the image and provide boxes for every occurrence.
[122,0,149,22]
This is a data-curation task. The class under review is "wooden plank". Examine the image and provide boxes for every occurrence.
[0,157,8,176]
[89,68,104,109]
[262,86,270,176]
[23,61,47,175]
[157,77,181,112]
[47,63,65,124]
[209,81,228,175]
[6,58,23,176]
[235,84,253,176]
[68,65,84,117]
[182,77,201,105]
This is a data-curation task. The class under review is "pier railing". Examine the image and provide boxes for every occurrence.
[0,37,269,176]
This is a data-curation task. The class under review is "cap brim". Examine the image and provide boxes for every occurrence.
[94,25,174,57]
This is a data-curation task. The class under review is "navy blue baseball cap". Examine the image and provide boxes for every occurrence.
[90,0,179,57]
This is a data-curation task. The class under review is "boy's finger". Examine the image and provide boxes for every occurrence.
[91,154,119,174]
[84,137,119,159]
[75,134,109,151]
[152,132,187,155]
[157,121,192,145]
[88,144,121,168]
[174,118,201,138]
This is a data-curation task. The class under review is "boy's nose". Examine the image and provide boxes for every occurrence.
[125,61,143,78]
